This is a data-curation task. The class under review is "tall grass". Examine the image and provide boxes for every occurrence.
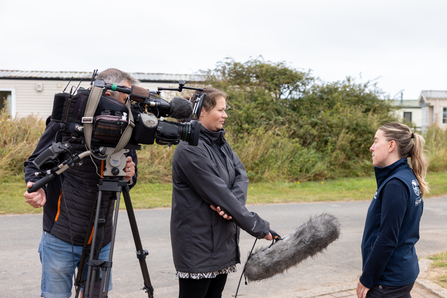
[0,108,46,178]
[229,128,329,181]
[2,110,447,183]
[229,127,375,182]
[137,145,175,183]
[425,125,447,172]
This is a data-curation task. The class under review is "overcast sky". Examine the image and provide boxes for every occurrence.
[1,0,446,99]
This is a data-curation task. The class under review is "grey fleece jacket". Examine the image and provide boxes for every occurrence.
[170,126,270,273]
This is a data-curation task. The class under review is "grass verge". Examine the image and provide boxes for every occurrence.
[429,251,447,288]
[2,171,447,215]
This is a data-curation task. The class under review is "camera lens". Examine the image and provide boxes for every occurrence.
[178,120,201,146]
[155,120,202,146]
[188,120,201,146]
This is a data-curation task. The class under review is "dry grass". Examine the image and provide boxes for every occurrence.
[0,108,46,177]
[425,125,447,172]
[429,251,447,288]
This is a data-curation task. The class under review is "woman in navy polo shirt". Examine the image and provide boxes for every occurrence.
[357,122,429,298]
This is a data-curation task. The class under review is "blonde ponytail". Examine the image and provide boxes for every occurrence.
[410,133,429,197]
[379,122,429,197]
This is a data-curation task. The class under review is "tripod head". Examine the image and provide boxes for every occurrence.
[102,148,129,177]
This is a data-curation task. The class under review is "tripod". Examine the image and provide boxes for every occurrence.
[74,172,154,297]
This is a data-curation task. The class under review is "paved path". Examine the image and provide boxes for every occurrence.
[1,196,446,297]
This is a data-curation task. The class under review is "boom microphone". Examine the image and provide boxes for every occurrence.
[168,97,193,119]
[243,213,340,282]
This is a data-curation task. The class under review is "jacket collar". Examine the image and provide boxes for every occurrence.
[200,126,226,146]
[374,158,409,188]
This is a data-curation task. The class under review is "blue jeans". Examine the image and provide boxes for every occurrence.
[38,231,112,298]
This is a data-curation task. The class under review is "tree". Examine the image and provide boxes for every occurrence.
[200,57,397,179]
[200,57,314,136]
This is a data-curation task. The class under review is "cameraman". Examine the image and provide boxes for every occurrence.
[23,68,138,298]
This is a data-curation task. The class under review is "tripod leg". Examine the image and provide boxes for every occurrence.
[84,181,119,298]
[102,181,124,297]
[76,196,114,298]
[85,189,106,298]
[84,179,125,298]
[122,184,155,298]
[75,205,97,298]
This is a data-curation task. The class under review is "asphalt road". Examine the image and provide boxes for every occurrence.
[1,196,446,298]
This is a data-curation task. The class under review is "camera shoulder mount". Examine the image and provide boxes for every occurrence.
[83,82,135,155]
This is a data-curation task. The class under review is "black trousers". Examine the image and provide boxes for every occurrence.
[178,274,228,298]
[367,282,415,298]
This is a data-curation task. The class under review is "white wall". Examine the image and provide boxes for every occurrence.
[394,107,422,129]
[420,99,447,132]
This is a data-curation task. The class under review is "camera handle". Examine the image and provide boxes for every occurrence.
[75,176,154,298]
[27,150,93,193]
[156,80,203,93]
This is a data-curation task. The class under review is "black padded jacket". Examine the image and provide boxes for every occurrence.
[24,120,137,247]
[170,126,270,273]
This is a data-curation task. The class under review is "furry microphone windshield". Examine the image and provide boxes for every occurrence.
[243,213,341,282]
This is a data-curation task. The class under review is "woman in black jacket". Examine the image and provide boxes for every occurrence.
[170,87,272,298]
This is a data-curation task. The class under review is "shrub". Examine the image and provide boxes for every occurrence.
[425,125,447,172]
[136,145,175,183]
[0,107,45,178]
[200,58,397,179]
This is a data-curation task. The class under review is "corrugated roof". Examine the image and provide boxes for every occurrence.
[0,69,204,82]
[420,90,447,99]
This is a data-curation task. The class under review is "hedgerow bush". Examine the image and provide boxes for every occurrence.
[0,107,45,179]
[425,125,447,172]
[200,57,397,180]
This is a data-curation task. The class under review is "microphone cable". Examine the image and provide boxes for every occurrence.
[235,238,257,298]
[235,230,282,297]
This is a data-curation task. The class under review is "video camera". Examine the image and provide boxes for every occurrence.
[28,76,205,192]
[51,78,204,148]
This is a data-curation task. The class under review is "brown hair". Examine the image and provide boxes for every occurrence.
[196,87,228,112]
[379,122,429,196]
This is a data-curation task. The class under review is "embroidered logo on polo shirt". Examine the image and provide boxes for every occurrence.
[412,179,422,206]
[412,180,421,196]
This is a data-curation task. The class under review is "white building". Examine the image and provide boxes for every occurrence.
[391,99,422,130]
[0,70,202,119]
[418,90,447,132]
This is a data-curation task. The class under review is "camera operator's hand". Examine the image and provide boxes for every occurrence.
[123,156,136,183]
[24,182,46,208]
[210,205,232,220]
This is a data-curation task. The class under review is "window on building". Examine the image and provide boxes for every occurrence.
[443,107,447,124]
[0,90,12,113]
[403,112,412,123]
